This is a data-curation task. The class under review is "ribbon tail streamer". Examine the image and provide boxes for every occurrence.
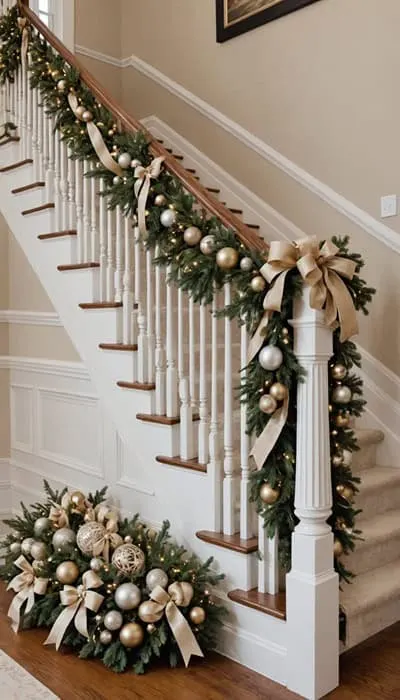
[250,395,289,470]
[165,602,204,668]
[44,601,80,650]
[7,589,29,633]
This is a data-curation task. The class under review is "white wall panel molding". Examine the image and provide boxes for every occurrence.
[115,434,155,497]
[0,356,87,380]
[0,310,61,326]
[10,384,34,454]
[0,459,11,520]
[75,44,400,255]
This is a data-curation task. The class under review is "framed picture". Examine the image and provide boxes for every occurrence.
[216,0,321,42]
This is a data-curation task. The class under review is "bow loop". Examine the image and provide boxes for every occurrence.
[7,556,48,632]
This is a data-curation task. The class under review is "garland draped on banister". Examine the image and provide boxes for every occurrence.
[0,5,375,582]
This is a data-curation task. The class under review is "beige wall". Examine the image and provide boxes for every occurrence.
[0,216,9,458]
[75,0,122,58]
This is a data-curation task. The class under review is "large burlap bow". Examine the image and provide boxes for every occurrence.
[17,17,29,69]
[248,236,358,363]
[84,504,122,562]
[44,571,104,650]
[67,93,123,177]
[148,583,204,667]
[7,556,48,633]
[134,157,165,238]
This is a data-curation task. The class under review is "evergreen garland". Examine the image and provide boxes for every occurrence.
[0,8,376,591]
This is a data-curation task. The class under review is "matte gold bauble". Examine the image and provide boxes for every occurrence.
[250,275,267,293]
[216,247,239,270]
[138,600,164,624]
[189,606,206,625]
[183,226,202,246]
[335,414,350,428]
[260,483,280,505]
[331,364,347,381]
[56,561,79,585]
[269,382,288,402]
[100,629,113,645]
[259,394,277,415]
[119,622,144,648]
[70,490,86,512]
[333,539,344,558]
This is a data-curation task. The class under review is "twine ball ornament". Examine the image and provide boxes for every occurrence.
[76,521,106,556]
[114,583,141,611]
[70,491,86,512]
[112,543,145,576]
[189,607,206,625]
[75,105,86,119]
[331,364,347,381]
[199,234,215,256]
[154,194,167,207]
[216,247,239,270]
[10,542,21,555]
[250,275,266,293]
[259,345,283,371]
[269,382,288,402]
[259,394,277,415]
[52,527,76,554]
[183,226,202,247]
[146,568,168,591]
[119,622,144,649]
[260,483,280,505]
[240,256,253,272]
[56,561,79,585]
[160,209,176,228]
[104,610,123,631]
[21,538,35,557]
[118,152,131,169]
[30,541,48,561]
[33,517,52,538]
[100,630,113,645]
[138,600,164,624]
[332,385,352,405]
[342,449,353,467]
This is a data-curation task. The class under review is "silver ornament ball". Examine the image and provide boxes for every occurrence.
[30,541,48,561]
[240,257,253,272]
[332,453,344,467]
[52,527,76,554]
[258,345,283,371]
[183,226,202,247]
[114,582,142,611]
[199,234,215,256]
[33,517,52,538]
[57,79,67,93]
[104,610,124,631]
[124,535,133,544]
[100,629,113,645]
[331,364,347,381]
[332,385,352,405]
[21,538,35,557]
[113,175,122,186]
[10,542,21,555]
[160,209,176,228]
[146,568,168,591]
[118,152,132,169]
[90,557,103,573]
[131,158,142,169]
[259,394,278,415]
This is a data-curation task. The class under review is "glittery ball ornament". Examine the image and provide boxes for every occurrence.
[76,521,106,556]
[111,543,145,576]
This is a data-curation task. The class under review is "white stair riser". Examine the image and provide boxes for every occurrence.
[10,185,46,211]
[1,162,35,191]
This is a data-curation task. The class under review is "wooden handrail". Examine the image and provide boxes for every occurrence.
[17,1,267,254]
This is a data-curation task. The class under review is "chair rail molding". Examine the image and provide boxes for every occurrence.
[0,310,61,326]
[75,44,400,256]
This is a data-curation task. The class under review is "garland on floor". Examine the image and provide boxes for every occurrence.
[0,482,225,672]
[0,8,375,583]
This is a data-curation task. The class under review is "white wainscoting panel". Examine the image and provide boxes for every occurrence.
[10,384,34,454]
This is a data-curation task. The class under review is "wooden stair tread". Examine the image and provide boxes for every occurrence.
[22,202,54,215]
[0,136,20,146]
[206,187,220,194]
[245,223,260,230]
[39,230,77,240]
[100,343,138,352]
[196,530,258,554]
[58,262,99,271]
[229,207,243,215]
[118,381,155,391]
[228,588,286,621]
[137,413,200,426]
[156,455,207,473]
[12,181,45,194]
[0,158,33,172]
[79,301,122,309]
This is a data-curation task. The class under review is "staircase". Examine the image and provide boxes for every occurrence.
[1,3,400,699]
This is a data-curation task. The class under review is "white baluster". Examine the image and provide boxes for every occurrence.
[122,217,134,344]
[32,88,40,182]
[21,62,27,160]
[146,249,155,381]
[82,159,91,262]
[223,282,236,535]
[166,266,178,418]
[135,227,147,383]
[67,146,76,231]
[75,159,84,261]
[189,297,196,406]
[46,115,55,200]
[179,377,195,460]
[99,180,107,301]
[106,206,115,301]
[53,129,62,231]
[258,526,279,595]
[240,322,253,540]
[114,206,123,302]
[286,285,339,700]
[155,247,166,415]
[60,140,69,231]
[198,302,209,465]
[208,291,223,532]
[42,104,50,191]
[36,89,44,182]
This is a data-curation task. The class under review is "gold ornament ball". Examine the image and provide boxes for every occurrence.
[119,623,144,649]
[335,414,350,428]
[331,364,347,381]
[51,69,61,80]
[147,623,156,634]
[216,247,239,270]
[259,394,277,415]
[82,110,93,123]
[138,600,164,624]
[183,226,202,247]
[250,275,267,293]
[260,483,280,505]
[154,194,167,207]
[70,490,86,512]
[342,486,355,503]
[75,105,86,119]
[30,541,48,561]
[269,382,288,402]
[336,484,345,495]
[333,539,344,558]
[189,606,206,625]
[332,453,343,467]
[56,561,79,585]
[332,385,352,405]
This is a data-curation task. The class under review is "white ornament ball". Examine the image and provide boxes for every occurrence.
[118,152,132,169]
[104,610,124,631]
[10,542,21,555]
[146,568,168,591]
[82,110,93,123]
[115,582,141,611]
[131,158,142,169]
[34,517,52,538]
[30,541,48,561]
[21,538,35,557]
[111,543,145,575]
[100,629,113,645]
[258,345,283,371]
[183,226,202,247]
[52,527,76,554]
[113,175,122,186]
[342,449,353,467]
[240,257,253,272]
[199,234,215,256]
[332,385,352,405]
[160,208,176,228]
[90,557,103,573]
[57,79,67,93]
[76,522,106,556]
[259,394,278,415]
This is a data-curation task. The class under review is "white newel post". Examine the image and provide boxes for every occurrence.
[286,286,339,700]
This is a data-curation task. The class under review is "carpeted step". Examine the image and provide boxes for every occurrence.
[354,466,400,518]
[341,559,400,649]
[352,429,384,471]
[348,510,400,575]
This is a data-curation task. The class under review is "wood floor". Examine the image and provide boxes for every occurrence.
[0,584,399,699]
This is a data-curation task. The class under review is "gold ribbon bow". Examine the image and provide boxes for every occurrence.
[134,157,165,238]
[84,505,122,562]
[67,93,123,177]
[45,571,104,650]
[7,556,48,633]
[49,491,73,529]
[148,583,204,667]
[17,17,29,70]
